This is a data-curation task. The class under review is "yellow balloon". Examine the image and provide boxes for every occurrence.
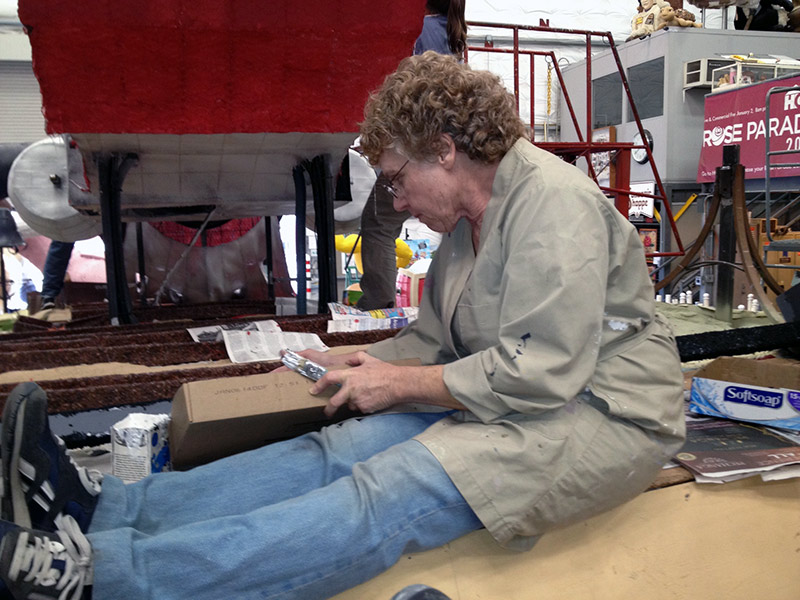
[395,238,413,268]
[334,233,361,254]
[336,234,364,273]
[336,234,413,272]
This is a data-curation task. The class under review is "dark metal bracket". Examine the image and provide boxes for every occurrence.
[292,155,337,315]
[97,152,138,325]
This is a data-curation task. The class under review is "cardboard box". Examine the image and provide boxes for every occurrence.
[690,357,800,431]
[170,358,420,468]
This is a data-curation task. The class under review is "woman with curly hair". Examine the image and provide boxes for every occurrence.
[0,53,684,600]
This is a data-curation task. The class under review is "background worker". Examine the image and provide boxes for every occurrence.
[39,239,74,309]
[356,0,466,310]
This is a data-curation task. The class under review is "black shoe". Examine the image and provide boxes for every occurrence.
[40,298,55,310]
[391,584,452,600]
[1,383,101,533]
[0,514,92,600]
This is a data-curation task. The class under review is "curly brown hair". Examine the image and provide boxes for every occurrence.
[359,52,527,165]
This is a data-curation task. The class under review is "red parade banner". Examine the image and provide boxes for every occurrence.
[698,74,800,183]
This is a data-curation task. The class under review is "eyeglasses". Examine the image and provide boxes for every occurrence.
[378,159,409,199]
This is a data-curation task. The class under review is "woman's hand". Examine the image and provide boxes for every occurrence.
[310,351,403,417]
[310,353,464,417]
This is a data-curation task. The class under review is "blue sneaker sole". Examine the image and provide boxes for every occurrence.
[0,382,47,528]
[1,382,48,530]
[2,382,100,535]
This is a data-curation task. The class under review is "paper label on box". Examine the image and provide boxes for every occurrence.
[112,414,171,483]
[690,377,800,431]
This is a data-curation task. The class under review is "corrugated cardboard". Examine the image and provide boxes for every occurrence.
[689,356,800,431]
[170,358,421,468]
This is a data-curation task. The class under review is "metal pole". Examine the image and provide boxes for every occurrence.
[513,27,520,109]
[98,153,137,325]
[293,165,307,315]
[614,148,631,217]
[714,145,740,323]
[263,216,274,302]
[529,54,535,133]
[0,251,7,313]
[136,222,146,306]
[305,155,337,312]
[585,33,592,141]
[153,209,216,306]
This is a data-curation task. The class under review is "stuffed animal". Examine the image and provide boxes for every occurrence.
[675,8,699,22]
[656,4,703,30]
[626,0,669,42]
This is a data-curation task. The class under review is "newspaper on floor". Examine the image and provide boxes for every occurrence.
[222,330,329,364]
[327,302,418,333]
[187,319,281,342]
[673,417,800,483]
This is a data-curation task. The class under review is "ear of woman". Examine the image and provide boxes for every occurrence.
[438,134,457,167]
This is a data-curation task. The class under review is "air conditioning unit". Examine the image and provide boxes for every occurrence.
[683,58,736,89]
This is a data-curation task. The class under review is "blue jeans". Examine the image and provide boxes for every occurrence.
[41,240,74,299]
[88,412,482,600]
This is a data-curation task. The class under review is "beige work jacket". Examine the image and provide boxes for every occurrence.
[369,139,685,549]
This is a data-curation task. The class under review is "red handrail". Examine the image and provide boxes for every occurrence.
[465,21,685,259]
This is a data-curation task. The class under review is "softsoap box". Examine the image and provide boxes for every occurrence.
[111,413,171,483]
[690,357,800,431]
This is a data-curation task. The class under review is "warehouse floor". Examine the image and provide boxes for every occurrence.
[335,476,800,600]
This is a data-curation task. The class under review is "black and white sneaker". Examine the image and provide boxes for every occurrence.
[1,383,101,533]
[391,585,453,600]
[0,514,93,600]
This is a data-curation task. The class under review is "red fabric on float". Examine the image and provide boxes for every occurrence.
[152,218,262,247]
[18,0,421,135]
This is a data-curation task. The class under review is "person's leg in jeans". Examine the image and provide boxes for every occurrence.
[0,391,478,599]
[89,414,482,599]
[90,412,449,535]
[41,240,74,304]
[356,182,409,310]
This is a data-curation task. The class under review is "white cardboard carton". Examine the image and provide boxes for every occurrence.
[111,413,171,483]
